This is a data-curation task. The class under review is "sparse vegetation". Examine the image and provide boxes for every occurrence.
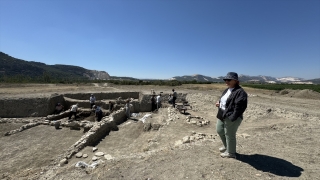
[0,74,215,86]
[242,84,320,93]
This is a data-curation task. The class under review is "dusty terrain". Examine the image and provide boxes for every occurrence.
[0,83,320,180]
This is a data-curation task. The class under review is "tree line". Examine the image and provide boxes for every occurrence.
[2,73,318,93]
[0,73,213,86]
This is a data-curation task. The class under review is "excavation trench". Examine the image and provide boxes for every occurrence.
[0,91,188,174]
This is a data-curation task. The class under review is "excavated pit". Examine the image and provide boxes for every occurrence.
[2,86,320,179]
[0,91,188,176]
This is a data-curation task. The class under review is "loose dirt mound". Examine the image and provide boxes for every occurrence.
[279,89,320,99]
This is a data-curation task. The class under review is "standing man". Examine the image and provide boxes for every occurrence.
[156,94,162,110]
[172,89,177,108]
[150,95,156,111]
[215,72,248,158]
[125,99,131,119]
[168,94,173,104]
[90,94,96,109]
[69,103,78,120]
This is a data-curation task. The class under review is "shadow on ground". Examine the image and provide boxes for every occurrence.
[237,154,303,177]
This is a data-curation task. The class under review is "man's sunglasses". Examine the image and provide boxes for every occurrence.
[224,79,232,82]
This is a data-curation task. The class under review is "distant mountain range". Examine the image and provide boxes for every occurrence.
[1,51,318,84]
[0,52,110,80]
[170,74,319,84]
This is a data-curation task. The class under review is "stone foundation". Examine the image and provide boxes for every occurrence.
[64,92,139,100]
[0,91,188,118]
[62,108,128,159]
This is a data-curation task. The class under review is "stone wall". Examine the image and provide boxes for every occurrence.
[63,92,139,100]
[63,108,128,159]
[139,93,152,112]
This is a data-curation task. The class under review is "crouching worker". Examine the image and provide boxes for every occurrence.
[69,103,78,121]
[168,94,173,104]
[109,101,115,113]
[93,105,103,122]
[150,95,156,111]
[54,103,64,114]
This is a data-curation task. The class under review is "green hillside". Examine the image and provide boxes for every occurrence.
[0,52,90,79]
[0,52,111,83]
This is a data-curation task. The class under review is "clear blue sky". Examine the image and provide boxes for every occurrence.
[0,0,319,79]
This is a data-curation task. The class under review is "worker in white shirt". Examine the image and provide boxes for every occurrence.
[90,94,96,109]
[156,94,162,110]
[125,99,131,119]
[69,103,78,120]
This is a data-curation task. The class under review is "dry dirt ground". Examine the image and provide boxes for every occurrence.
[0,83,320,180]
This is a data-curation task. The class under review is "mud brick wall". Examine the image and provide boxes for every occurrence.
[0,94,65,118]
[139,93,152,112]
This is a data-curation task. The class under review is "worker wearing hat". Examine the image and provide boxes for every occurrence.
[92,105,103,122]
[90,94,96,109]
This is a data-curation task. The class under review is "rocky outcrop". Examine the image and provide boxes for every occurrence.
[88,70,110,80]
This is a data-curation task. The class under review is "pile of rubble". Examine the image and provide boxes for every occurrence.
[175,132,217,146]
[185,116,210,127]
[167,107,179,123]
